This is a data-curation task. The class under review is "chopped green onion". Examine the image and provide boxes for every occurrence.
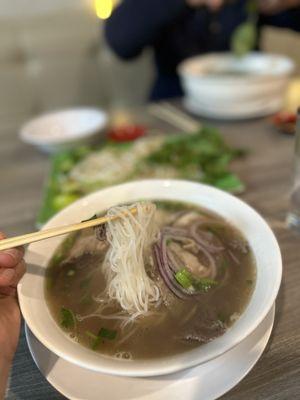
[51,253,64,267]
[60,307,76,329]
[86,330,102,350]
[88,327,117,350]
[193,278,218,292]
[91,336,102,350]
[175,268,194,289]
[175,268,218,293]
[85,330,98,340]
[98,327,117,340]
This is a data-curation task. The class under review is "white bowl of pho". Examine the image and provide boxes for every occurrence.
[18,179,282,377]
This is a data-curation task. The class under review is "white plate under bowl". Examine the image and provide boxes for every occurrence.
[18,180,282,377]
[183,96,283,120]
[25,305,275,400]
[20,108,108,153]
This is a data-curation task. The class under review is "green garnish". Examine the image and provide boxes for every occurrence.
[175,268,218,293]
[50,253,64,267]
[193,278,218,292]
[37,126,246,225]
[60,307,76,329]
[91,337,101,350]
[85,330,98,340]
[87,327,117,350]
[49,233,78,269]
[99,327,117,340]
[246,279,253,285]
[67,269,75,277]
[231,0,258,56]
[147,126,244,192]
[175,268,194,289]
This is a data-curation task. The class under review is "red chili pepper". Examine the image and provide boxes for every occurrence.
[108,125,146,142]
[273,112,296,125]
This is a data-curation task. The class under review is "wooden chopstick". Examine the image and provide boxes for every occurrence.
[0,207,137,251]
[148,102,200,133]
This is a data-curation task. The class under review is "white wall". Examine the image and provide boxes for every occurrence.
[0,1,154,120]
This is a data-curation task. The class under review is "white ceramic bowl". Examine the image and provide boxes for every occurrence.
[20,108,108,153]
[18,180,282,377]
[178,52,294,119]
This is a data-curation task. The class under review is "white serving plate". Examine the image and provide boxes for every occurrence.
[20,107,108,153]
[25,305,275,400]
[18,179,282,377]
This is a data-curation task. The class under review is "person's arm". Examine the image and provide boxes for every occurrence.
[0,233,25,399]
[104,0,187,59]
[259,0,300,32]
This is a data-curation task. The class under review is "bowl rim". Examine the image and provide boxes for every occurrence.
[178,51,295,81]
[19,107,108,145]
[18,179,282,377]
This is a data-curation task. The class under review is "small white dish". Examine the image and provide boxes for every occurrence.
[20,108,108,153]
[25,305,275,400]
[18,179,282,377]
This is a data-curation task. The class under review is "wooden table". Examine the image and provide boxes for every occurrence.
[1,107,300,399]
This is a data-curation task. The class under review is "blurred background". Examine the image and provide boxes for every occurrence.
[0,0,300,123]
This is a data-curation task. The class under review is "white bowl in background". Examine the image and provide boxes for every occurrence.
[178,52,294,119]
[18,179,282,377]
[20,108,108,153]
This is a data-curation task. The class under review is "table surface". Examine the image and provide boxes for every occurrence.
[1,105,300,400]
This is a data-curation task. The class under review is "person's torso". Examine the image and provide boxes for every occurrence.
[150,0,255,99]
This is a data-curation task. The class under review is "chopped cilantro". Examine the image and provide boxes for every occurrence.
[60,307,76,329]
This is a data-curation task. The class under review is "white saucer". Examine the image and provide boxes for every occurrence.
[25,305,275,400]
[183,97,282,120]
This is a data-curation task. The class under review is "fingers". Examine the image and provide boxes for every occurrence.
[258,0,284,14]
[0,286,17,297]
[207,0,223,10]
[186,0,224,10]
[0,247,25,268]
[0,233,26,295]
[0,260,26,288]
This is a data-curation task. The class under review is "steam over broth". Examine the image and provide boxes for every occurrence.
[45,201,255,360]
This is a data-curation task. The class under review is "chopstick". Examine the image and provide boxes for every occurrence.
[148,102,200,133]
[0,207,137,251]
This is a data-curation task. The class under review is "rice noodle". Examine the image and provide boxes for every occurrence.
[102,202,160,317]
